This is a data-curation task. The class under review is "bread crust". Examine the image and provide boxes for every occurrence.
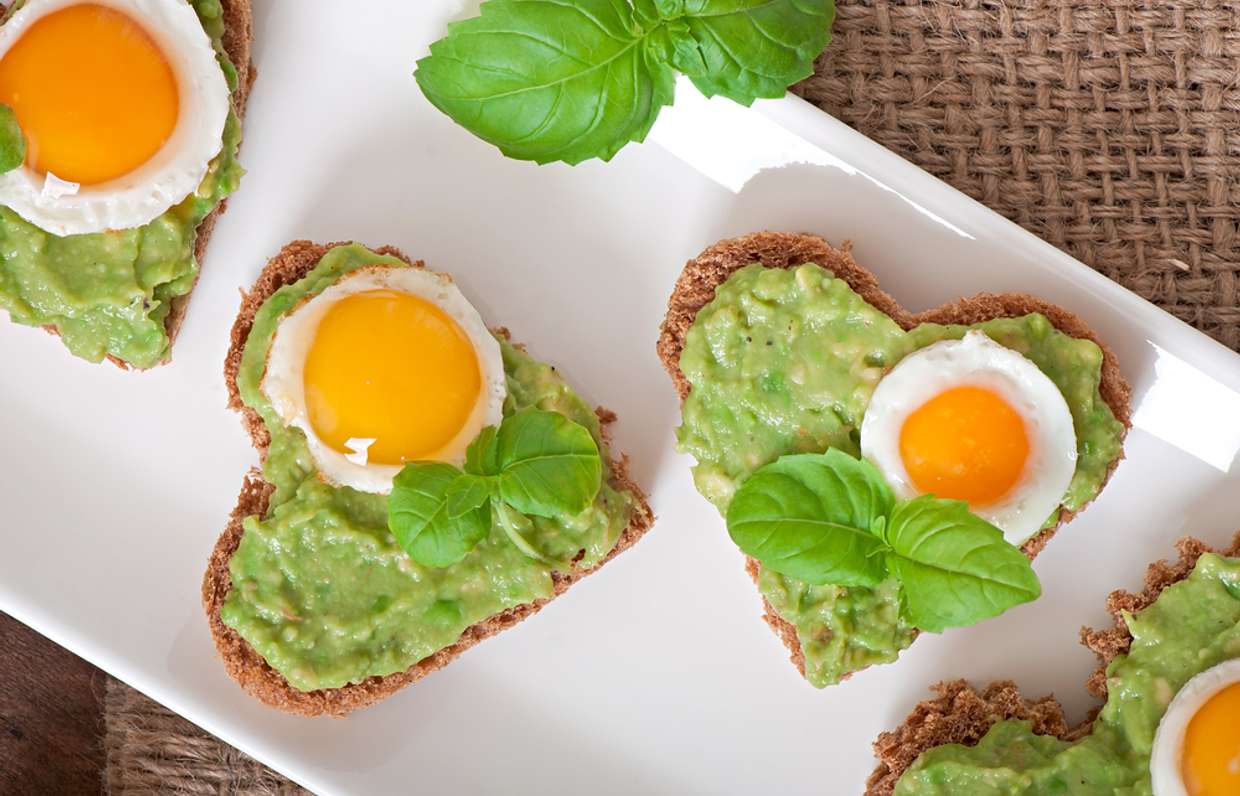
[655,231,1132,682]
[160,0,257,359]
[865,532,1240,796]
[204,241,655,716]
[47,0,256,369]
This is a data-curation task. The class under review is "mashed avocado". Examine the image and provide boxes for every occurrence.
[220,244,636,692]
[895,553,1240,794]
[0,0,243,368]
[676,263,1125,686]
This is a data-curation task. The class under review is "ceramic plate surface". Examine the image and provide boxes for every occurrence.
[2,2,1239,794]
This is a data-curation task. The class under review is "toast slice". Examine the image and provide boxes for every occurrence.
[656,231,1132,681]
[45,0,256,369]
[203,241,655,716]
[865,532,1240,796]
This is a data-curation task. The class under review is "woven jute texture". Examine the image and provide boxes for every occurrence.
[103,679,307,795]
[795,0,1240,350]
[102,2,1240,792]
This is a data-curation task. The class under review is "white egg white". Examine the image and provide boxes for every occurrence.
[1151,657,1240,796]
[0,0,230,235]
[262,265,507,495]
[859,330,1077,544]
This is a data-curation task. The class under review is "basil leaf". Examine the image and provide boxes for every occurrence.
[885,496,1041,633]
[726,450,894,587]
[464,425,499,476]
[0,104,25,174]
[445,474,492,519]
[414,0,677,165]
[658,0,835,105]
[494,407,602,517]
[494,500,560,566]
[389,462,490,567]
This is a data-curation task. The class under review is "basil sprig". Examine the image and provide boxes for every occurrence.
[726,449,1041,633]
[0,104,25,174]
[389,408,603,568]
[414,0,835,165]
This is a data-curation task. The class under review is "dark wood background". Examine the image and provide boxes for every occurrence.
[0,612,104,794]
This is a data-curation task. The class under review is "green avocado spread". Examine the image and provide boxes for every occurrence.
[676,263,1125,687]
[895,553,1240,795]
[0,0,243,368]
[219,244,636,692]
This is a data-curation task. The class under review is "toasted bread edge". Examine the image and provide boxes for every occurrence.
[864,532,1240,796]
[654,230,1133,682]
[203,240,655,716]
[74,0,255,369]
[157,0,257,365]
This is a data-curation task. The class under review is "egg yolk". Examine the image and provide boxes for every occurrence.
[0,4,179,185]
[899,385,1030,507]
[1181,682,1240,796]
[303,290,482,466]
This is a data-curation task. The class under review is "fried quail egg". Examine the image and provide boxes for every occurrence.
[0,0,230,235]
[263,265,507,494]
[1151,658,1240,796]
[860,330,1077,544]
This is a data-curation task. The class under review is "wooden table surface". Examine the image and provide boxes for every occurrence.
[0,612,105,795]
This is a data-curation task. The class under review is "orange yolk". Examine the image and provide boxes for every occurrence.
[1182,682,1240,796]
[0,4,179,185]
[303,290,482,466]
[899,385,1030,507]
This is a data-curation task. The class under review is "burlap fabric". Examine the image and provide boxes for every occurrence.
[103,679,307,795]
[796,0,1240,350]
[103,1,1240,792]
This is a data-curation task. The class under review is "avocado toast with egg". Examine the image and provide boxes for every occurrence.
[868,533,1240,796]
[0,0,253,368]
[204,241,654,716]
[657,232,1130,688]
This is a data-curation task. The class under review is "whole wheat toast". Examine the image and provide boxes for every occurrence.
[203,240,655,716]
[43,0,256,369]
[865,532,1240,796]
[656,231,1132,681]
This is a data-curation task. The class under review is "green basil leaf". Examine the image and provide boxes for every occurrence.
[658,0,835,105]
[0,104,25,174]
[725,449,894,587]
[494,407,602,517]
[464,425,499,476]
[414,0,677,165]
[885,496,1041,633]
[493,500,560,566]
[389,462,490,567]
[445,473,492,519]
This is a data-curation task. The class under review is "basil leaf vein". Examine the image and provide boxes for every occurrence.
[884,496,1041,632]
[658,0,835,105]
[725,450,1042,633]
[495,407,602,517]
[445,473,492,518]
[389,462,490,567]
[464,425,500,476]
[414,0,834,164]
[415,0,677,165]
[726,451,890,586]
[388,408,604,567]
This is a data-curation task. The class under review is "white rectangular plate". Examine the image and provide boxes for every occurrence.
[3,2,1239,794]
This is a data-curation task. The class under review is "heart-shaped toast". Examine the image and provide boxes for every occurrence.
[22,0,255,369]
[657,231,1131,687]
[867,533,1240,796]
[203,241,654,716]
